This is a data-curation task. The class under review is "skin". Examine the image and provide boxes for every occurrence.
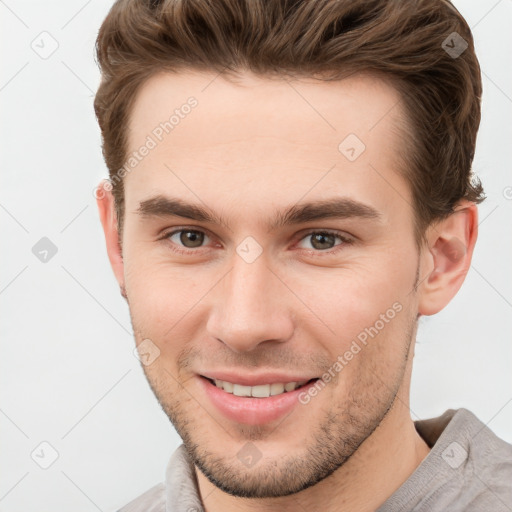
[97,71,478,511]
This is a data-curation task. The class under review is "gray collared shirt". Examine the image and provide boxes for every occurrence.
[117,408,512,511]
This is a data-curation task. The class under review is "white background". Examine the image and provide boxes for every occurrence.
[1,1,511,510]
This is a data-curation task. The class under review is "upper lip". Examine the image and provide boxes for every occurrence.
[200,371,318,387]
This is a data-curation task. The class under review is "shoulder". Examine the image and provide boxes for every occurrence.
[462,409,512,510]
[116,482,166,512]
[114,444,200,512]
[380,408,512,512]
[430,408,512,511]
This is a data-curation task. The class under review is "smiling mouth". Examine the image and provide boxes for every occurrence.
[201,376,319,398]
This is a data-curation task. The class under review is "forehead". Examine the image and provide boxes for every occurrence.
[124,70,411,222]
[128,69,404,147]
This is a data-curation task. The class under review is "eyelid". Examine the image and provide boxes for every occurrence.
[160,226,214,240]
[297,228,354,242]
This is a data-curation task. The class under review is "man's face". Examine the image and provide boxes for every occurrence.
[120,71,423,498]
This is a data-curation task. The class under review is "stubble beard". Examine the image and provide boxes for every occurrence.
[134,313,416,499]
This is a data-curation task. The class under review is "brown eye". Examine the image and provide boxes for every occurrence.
[309,232,336,250]
[297,230,352,253]
[178,230,204,248]
[168,230,208,249]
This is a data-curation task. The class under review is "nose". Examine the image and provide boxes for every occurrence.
[206,254,294,353]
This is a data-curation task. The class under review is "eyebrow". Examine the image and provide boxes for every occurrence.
[136,195,382,231]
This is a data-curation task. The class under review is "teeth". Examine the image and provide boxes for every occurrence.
[233,384,252,397]
[210,378,308,397]
[251,384,270,398]
[223,381,234,393]
[284,382,297,392]
[270,383,285,395]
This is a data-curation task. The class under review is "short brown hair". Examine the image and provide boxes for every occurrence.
[94,0,485,244]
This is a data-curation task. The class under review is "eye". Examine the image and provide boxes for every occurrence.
[166,229,211,250]
[297,230,352,252]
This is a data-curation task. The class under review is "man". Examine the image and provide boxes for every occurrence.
[93,0,512,510]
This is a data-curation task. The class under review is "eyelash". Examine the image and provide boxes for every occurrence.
[160,228,354,257]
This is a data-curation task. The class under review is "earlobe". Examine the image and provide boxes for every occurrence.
[417,201,478,316]
[96,180,126,297]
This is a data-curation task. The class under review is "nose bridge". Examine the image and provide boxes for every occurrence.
[206,252,293,352]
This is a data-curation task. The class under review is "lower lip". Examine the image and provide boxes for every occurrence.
[199,376,318,425]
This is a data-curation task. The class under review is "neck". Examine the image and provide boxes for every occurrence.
[195,394,431,512]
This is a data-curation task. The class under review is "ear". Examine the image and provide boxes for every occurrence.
[417,200,478,316]
[96,180,127,299]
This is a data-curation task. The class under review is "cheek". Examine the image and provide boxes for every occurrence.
[123,253,211,343]
[324,305,413,393]
[284,258,415,374]
[290,258,412,326]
